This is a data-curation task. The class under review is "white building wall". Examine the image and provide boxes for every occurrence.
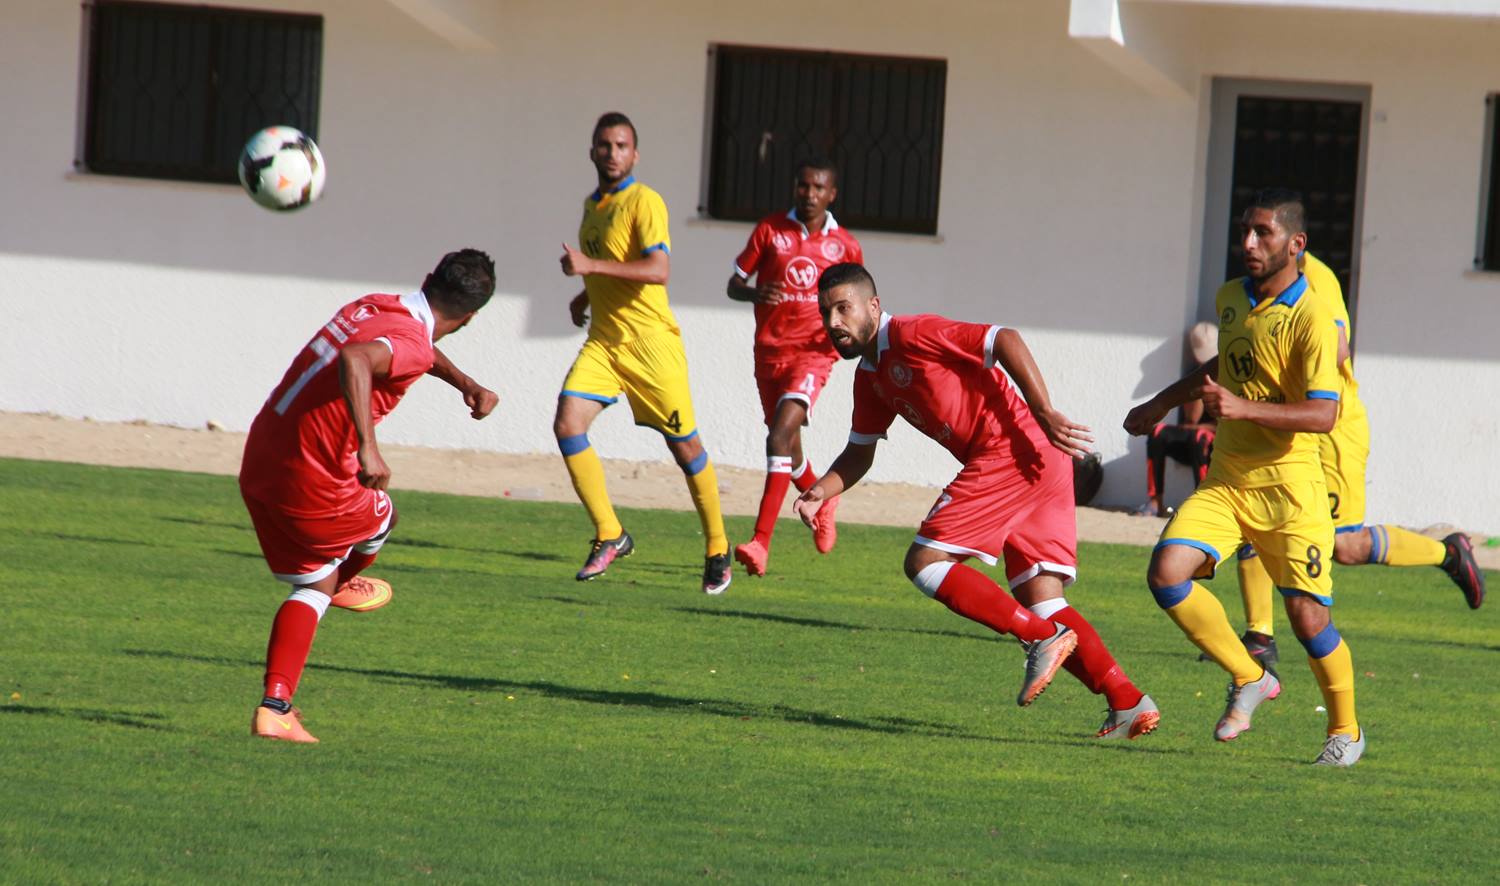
[1,0,1495,533]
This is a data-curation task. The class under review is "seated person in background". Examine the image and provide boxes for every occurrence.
[1139,321,1218,517]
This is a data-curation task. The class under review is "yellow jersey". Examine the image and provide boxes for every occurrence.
[1207,272,1342,489]
[578,176,678,346]
[1300,252,1367,428]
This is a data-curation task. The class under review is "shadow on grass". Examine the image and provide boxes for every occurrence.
[159,516,249,531]
[671,606,997,645]
[539,596,602,606]
[0,704,169,731]
[120,648,1054,747]
[387,537,570,564]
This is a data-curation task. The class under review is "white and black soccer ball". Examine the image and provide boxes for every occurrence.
[238,125,326,212]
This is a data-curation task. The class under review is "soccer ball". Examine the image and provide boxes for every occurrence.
[238,126,326,212]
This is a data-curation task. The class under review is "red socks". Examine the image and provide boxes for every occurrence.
[1046,605,1143,711]
[933,563,1054,643]
[752,459,818,546]
[264,596,322,700]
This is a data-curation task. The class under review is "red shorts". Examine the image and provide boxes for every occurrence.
[755,353,835,425]
[242,485,394,585]
[914,444,1077,589]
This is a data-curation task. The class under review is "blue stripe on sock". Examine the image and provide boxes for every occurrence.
[1300,621,1342,658]
[1236,543,1258,561]
[1367,526,1387,564]
[1149,579,1193,609]
[683,451,709,476]
[558,433,590,457]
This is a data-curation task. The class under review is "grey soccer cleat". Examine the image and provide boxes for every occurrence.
[1313,730,1366,767]
[1214,669,1281,741]
[1017,625,1077,707]
[1096,693,1161,740]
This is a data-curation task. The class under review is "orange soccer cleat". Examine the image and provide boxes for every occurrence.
[734,539,770,577]
[329,576,393,612]
[813,495,840,554]
[252,704,319,743]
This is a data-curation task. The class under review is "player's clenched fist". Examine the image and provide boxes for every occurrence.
[793,486,827,530]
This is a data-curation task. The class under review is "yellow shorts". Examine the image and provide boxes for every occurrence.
[561,331,700,439]
[1159,478,1335,604]
[1320,411,1370,534]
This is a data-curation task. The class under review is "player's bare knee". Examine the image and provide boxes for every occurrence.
[667,434,705,469]
[1333,530,1369,566]
[1283,594,1330,640]
[903,543,953,581]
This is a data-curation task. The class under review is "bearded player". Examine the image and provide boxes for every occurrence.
[1127,190,1364,766]
[796,263,1159,738]
[1229,250,1485,676]
[727,157,863,577]
[240,249,498,743]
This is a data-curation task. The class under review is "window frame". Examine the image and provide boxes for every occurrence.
[79,0,323,185]
[1477,93,1500,271]
[702,43,947,236]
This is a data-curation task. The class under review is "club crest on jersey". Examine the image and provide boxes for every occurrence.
[820,239,846,262]
[1224,337,1256,382]
[1220,306,1236,329]
[894,398,925,428]
[772,232,796,252]
[373,491,391,517]
[350,305,379,322]
[888,362,913,388]
[785,256,819,290]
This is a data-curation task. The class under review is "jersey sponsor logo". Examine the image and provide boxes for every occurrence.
[772,232,796,252]
[350,305,379,323]
[888,362,912,388]
[820,238,846,262]
[893,397,926,428]
[785,256,819,291]
[1224,337,1256,383]
[1220,306,1236,329]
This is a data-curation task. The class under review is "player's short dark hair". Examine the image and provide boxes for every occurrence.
[592,111,638,147]
[818,262,876,296]
[795,155,838,185]
[1245,187,1306,236]
[424,249,495,315]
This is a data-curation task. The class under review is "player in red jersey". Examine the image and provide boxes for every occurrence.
[239,249,498,742]
[795,263,1159,738]
[727,157,864,577]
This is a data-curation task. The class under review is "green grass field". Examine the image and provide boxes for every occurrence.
[1,457,1495,883]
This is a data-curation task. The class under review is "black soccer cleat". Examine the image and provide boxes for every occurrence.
[702,552,732,596]
[1440,532,1485,610]
[1198,630,1279,679]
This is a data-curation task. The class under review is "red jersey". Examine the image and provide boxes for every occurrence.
[240,292,437,515]
[849,313,1052,467]
[733,210,863,360]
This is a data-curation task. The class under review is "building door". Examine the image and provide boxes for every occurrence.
[1200,79,1370,337]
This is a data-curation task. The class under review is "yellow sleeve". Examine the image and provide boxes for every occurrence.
[635,188,671,257]
[1295,296,1342,402]
[1302,253,1350,330]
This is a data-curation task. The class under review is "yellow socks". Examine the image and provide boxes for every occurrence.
[682,451,728,557]
[560,434,623,541]
[1301,623,1359,737]
[1236,544,1277,636]
[1367,525,1445,567]
[1151,579,1264,685]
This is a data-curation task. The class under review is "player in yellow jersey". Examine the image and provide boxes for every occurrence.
[1231,253,1485,672]
[1125,189,1364,766]
[555,112,731,594]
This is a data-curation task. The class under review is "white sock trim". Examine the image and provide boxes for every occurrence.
[287,588,332,620]
[912,561,955,598]
[766,456,793,474]
[790,459,811,479]
[1027,597,1070,621]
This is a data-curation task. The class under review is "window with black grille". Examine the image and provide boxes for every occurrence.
[82,1,322,183]
[705,45,947,235]
[1479,93,1500,271]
